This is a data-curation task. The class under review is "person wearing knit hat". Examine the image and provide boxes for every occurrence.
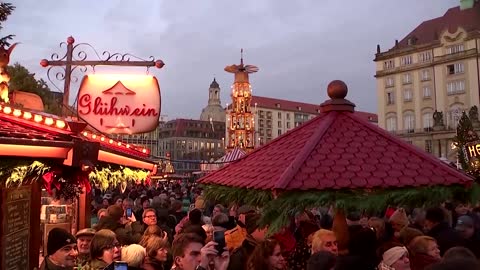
[389,208,410,237]
[378,246,411,270]
[40,228,78,270]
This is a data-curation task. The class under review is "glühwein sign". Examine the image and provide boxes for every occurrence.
[77,74,161,134]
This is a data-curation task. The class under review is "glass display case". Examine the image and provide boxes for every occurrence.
[40,189,78,256]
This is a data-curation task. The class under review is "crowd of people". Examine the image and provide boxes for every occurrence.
[39,183,480,270]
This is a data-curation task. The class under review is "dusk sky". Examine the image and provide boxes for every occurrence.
[6,0,458,119]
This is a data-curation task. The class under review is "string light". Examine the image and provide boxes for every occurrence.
[0,104,149,155]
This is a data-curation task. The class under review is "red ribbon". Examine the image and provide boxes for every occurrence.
[42,169,62,195]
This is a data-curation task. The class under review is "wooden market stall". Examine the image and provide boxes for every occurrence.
[0,103,157,270]
[198,80,475,232]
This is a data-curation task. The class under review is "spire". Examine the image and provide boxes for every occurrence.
[240,48,244,65]
[210,77,219,88]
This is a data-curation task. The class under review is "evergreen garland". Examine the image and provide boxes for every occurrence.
[0,159,51,187]
[453,111,480,178]
[202,184,480,233]
[88,166,150,191]
[202,184,273,207]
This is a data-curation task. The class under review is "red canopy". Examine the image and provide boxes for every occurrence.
[198,80,473,190]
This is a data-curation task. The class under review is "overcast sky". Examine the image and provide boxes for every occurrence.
[6,0,458,119]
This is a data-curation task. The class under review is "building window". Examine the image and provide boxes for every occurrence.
[278,129,282,136]
[278,121,282,128]
[259,110,264,118]
[386,116,397,132]
[275,103,281,108]
[385,77,394,87]
[297,106,302,111]
[384,60,395,69]
[425,140,433,153]
[403,113,415,133]
[446,63,464,75]
[403,73,412,84]
[286,113,290,120]
[387,92,395,105]
[403,89,413,102]
[423,112,433,130]
[421,70,430,81]
[277,112,281,118]
[447,80,466,95]
[446,44,465,54]
[447,107,463,129]
[286,122,291,129]
[422,86,431,99]
[400,55,413,66]
[419,51,432,62]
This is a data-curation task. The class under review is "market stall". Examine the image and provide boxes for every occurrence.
[198,80,476,232]
[0,103,157,270]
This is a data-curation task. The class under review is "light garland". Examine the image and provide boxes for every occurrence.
[81,131,149,156]
[0,103,68,131]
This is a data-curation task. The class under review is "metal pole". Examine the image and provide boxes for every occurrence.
[62,39,74,116]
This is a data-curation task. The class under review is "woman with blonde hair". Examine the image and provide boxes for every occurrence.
[121,244,146,270]
[311,229,338,256]
[408,236,441,270]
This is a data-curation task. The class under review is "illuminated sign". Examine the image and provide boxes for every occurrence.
[77,74,161,134]
[465,141,480,159]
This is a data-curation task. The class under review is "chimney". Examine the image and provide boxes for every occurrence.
[460,0,475,10]
[376,44,381,54]
[395,39,399,47]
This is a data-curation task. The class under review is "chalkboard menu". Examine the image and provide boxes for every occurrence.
[2,186,31,270]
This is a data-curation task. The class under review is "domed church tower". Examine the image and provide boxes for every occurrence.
[200,78,226,122]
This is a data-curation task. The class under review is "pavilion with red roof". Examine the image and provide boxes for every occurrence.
[198,80,475,229]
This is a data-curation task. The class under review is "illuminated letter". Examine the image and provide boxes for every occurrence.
[469,145,477,157]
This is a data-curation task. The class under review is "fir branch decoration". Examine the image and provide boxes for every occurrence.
[201,183,479,233]
[260,185,478,232]
[202,185,273,207]
[0,159,50,187]
[89,166,150,191]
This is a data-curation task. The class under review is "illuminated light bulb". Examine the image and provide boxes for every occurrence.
[83,131,88,136]
[44,117,54,125]
[92,134,97,139]
[142,149,147,153]
[117,142,122,146]
[13,109,22,117]
[109,139,114,144]
[3,106,12,114]
[34,114,43,123]
[100,137,105,141]
[126,144,130,148]
[55,120,66,129]
[23,112,32,120]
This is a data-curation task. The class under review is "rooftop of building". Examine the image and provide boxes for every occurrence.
[376,1,480,57]
[252,95,378,122]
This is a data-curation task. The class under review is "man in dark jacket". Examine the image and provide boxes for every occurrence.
[227,213,266,270]
[40,228,78,270]
[425,207,464,255]
[455,215,480,258]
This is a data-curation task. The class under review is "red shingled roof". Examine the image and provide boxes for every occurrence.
[199,81,472,190]
[396,3,480,49]
[252,95,378,123]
